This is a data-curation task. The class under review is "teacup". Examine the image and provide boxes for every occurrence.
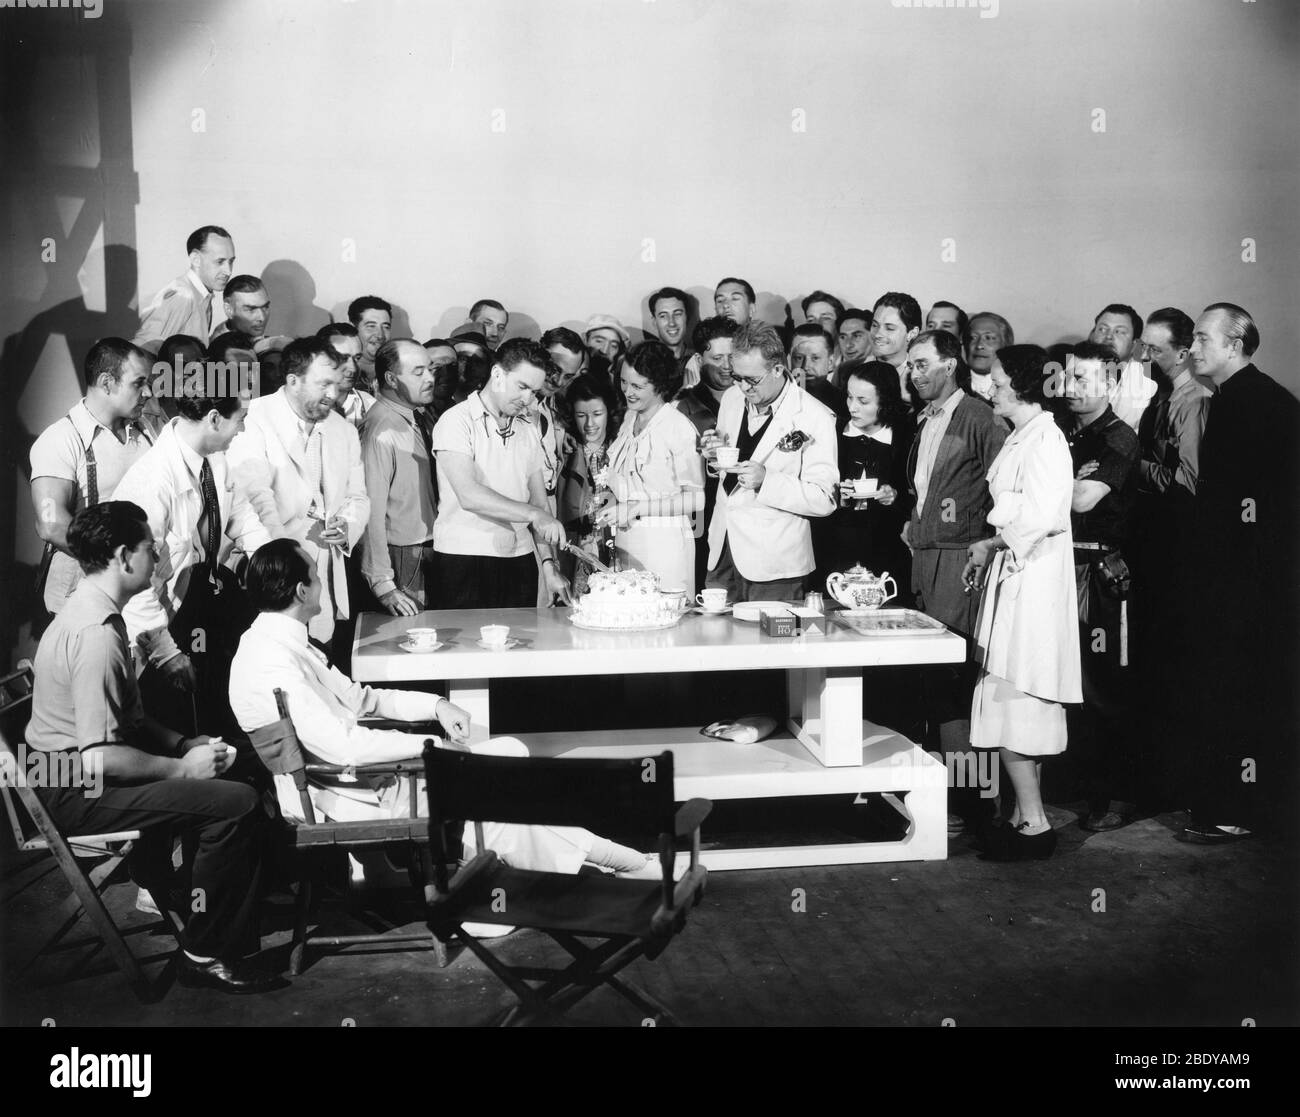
[696,588,728,612]
[480,624,510,647]
[659,587,687,612]
[714,446,740,469]
[407,627,439,648]
[853,477,879,498]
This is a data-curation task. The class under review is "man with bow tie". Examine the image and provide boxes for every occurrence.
[703,322,839,603]
[226,337,369,650]
[133,225,235,353]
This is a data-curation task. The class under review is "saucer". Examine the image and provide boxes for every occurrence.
[476,638,521,650]
[401,640,446,654]
[692,605,732,616]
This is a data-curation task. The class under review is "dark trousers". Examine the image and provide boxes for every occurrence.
[434,552,538,609]
[1069,562,1138,814]
[40,777,266,961]
[706,538,806,603]
[141,568,255,740]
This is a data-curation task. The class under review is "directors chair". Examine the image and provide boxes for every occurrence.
[423,744,711,1027]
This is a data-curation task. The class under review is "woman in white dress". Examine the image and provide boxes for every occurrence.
[962,345,1082,861]
[596,340,705,593]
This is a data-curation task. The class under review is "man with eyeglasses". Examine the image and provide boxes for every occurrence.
[701,322,837,603]
[430,338,571,609]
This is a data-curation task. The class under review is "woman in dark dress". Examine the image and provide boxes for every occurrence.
[814,360,915,602]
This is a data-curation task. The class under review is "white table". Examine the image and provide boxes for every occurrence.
[353,608,966,869]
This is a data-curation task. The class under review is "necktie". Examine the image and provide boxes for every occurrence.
[203,294,213,338]
[199,458,221,576]
[414,409,438,505]
[304,425,324,515]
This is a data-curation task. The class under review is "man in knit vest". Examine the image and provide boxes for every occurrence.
[904,329,1008,832]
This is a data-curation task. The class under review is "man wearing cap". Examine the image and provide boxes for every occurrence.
[585,314,629,367]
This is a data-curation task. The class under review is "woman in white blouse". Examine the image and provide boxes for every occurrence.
[962,345,1082,861]
[596,341,705,593]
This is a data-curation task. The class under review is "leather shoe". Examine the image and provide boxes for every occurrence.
[1080,810,1130,832]
[176,953,289,994]
[980,822,1057,861]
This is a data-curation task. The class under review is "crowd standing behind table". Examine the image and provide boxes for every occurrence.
[21,224,1300,993]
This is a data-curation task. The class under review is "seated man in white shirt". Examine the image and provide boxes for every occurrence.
[228,539,657,888]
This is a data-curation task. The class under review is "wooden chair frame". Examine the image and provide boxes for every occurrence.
[246,688,448,974]
[0,665,183,1003]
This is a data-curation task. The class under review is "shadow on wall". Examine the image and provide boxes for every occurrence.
[0,8,139,669]
[261,260,331,339]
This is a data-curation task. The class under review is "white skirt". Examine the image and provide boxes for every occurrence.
[970,669,1068,756]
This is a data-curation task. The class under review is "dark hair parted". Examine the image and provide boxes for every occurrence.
[222,275,264,301]
[470,298,507,321]
[908,328,964,363]
[68,501,150,574]
[186,225,231,255]
[245,538,314,612]
[1202,302,1259,357]
[624,339,682,401]
[842,360,906,430]
[872,291,923,333]
[317,321,358,342]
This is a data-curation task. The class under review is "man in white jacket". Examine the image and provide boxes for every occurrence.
[227,337,369,645]
[229,540,656,886]
[703,322,838,602]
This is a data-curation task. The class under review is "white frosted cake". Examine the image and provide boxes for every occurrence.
[570,570,681,629]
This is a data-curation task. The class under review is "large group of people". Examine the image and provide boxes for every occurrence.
[20,223,1298,992]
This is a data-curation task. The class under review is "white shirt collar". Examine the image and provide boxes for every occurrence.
[186,268,210,299]
[842,420,893,445]
[747,377,792,422]
[922,389,963,420]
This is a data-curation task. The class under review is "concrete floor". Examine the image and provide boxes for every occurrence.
[3,806,1296,1028]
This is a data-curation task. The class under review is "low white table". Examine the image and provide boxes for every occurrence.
[353,608,966,869]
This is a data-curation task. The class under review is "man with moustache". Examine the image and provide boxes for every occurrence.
[347,295,393,393]
[31,339,158,614]
[360,339,439,616]
[904,328,1007,832]
[967,312,1013,404]
[134,225,236,352]
[431,338,571,609]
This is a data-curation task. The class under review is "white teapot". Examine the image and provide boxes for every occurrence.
[826,564,898,612]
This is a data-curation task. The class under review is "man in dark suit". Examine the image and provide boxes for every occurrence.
[1179,303,1300,842]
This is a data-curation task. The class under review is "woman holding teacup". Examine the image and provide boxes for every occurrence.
[813,360,914,595]
[595,341,705,593]
[961,345,1081,862]
[558,374,620,594]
